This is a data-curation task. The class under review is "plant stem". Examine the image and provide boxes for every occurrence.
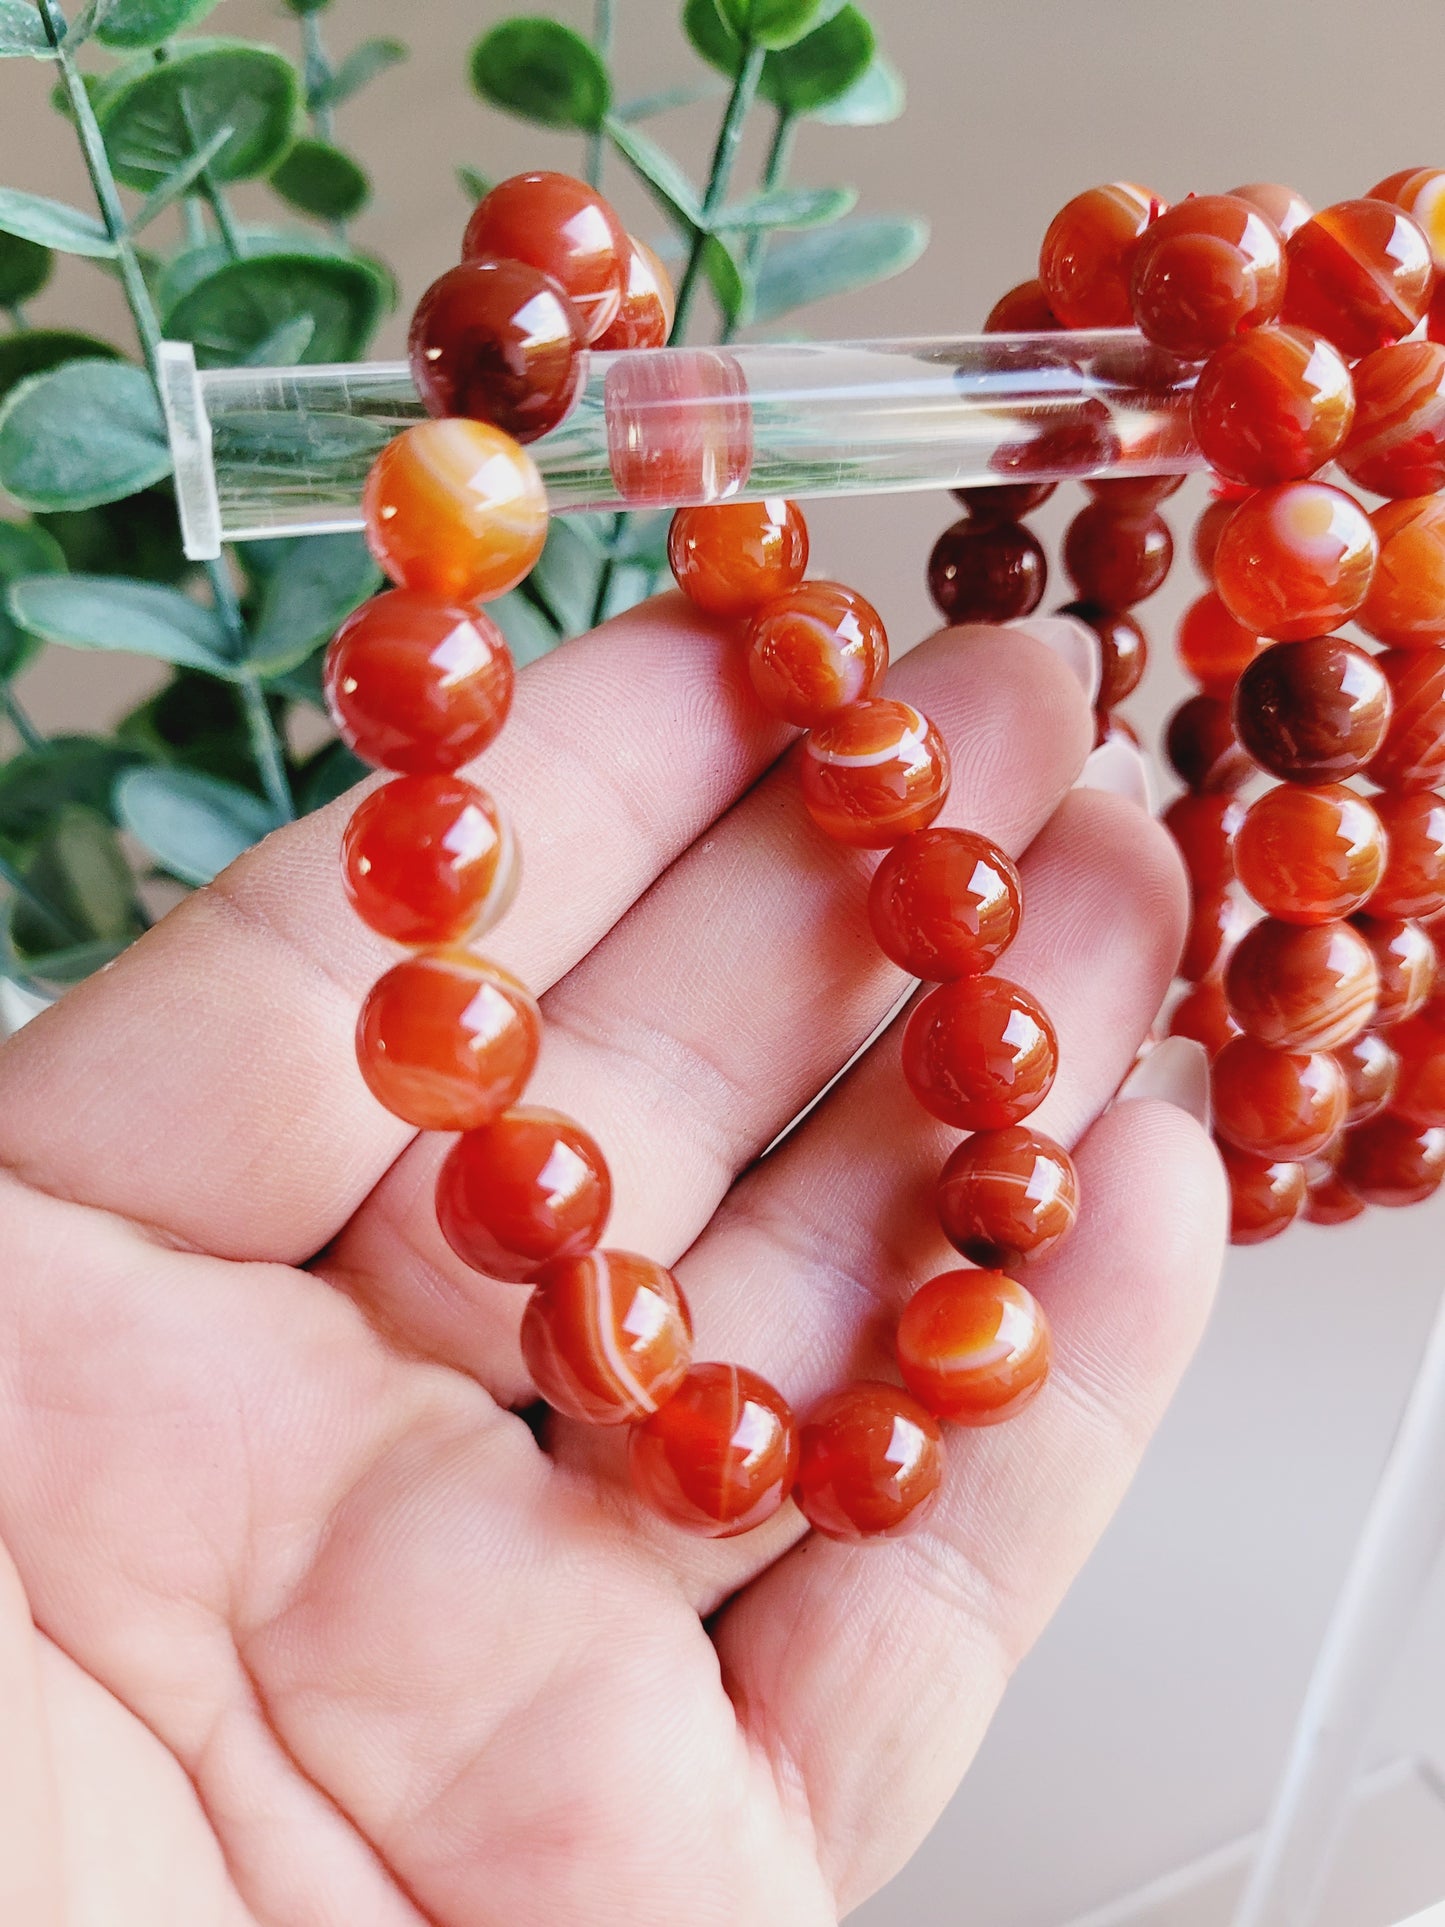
[669,39,766,345]
[725,106,795,342]
[586,0,615,189]
[1,685,43,751]
[6,301,28,330]
[238,671,294,825]
[301,11,336,142]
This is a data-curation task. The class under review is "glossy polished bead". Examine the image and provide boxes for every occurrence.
[1166,694,1255,793]
[604,346,751,505]
[1231,635,1391,784]
[901,976,1058,1130]
[342,774,518,946]
[667,498,808,619]
[1062,503,1172,607]
[1233,783,1386,924]
[1225,917,1379,1051]
[324,590,515,775]
[408,259,586,442]
[868,827,1022,980]
[1340,1112,1445,1205]
[462,170,626,343]
[1282,199,1435,359]
[1169,980,1240,1056]
[1230,182,1315,242]
[628,1362,798,1537]
[1191,326,1354,488]
[1180,885,1250,984]
[1162,791,1246,892]
[936,1125,1079,1268]
[1389,995,1445,1125]
[1357,500,1445,649]
[1191,494,1242,579]
[799,699,950,848]
[594,235,674,350]
[1370,650,1445,789]
[1366,790,1445,918]
[744,580,889,728]
[952,479,1057,522]
[1303,1146,1366,1225]
[1350,916,1437,1027]
[355,950,541,1132]
[1336,1028,1400,1126]
[1177,590,1264,699]
[1211,1034,1347,1160]
[1219,1140,1307,1245]
[1039,182,1164,328]
[1338,342,1445,501]
[1129,194,1286,358]
[1213,483,1377,642]
[1369,169,1445,269]
[794,1382,943,1542]
[363,420,548,602]
[1084,473,1186,512]
[437,1108,611,1283]
[896,1268,1051,1425]
[521,1251,691,1424]
[984,279,1059,332]
[1095,710,1143,753]
[926,517,1046,624]
[1056,602,1147,706]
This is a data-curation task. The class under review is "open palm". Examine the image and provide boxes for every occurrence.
[0,597,1224,1927]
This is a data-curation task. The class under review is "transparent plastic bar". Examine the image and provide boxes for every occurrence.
[157,331,1207,561]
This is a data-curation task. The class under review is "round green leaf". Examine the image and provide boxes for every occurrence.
[0,736,142,847]
[270,138,371,223]
[115,764,279,887]
[0,330,120,406]
[760,5,874,111]
[0,0,53,57]
[11,807,141,961]
[810,51,904,123]
[163,251,390,369]
[38,486,187,586]
[683,0,743,76]
[7,574,233,675]
[0,518,65,677]
[0,360,171,513]
[97,40,302,192]
[0,233,50,306]
[716,0,828,50]
[95,0,222,49]
[245,531,380,675]
[471,18,610,130]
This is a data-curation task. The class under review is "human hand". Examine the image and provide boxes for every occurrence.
[0,596,1224,1926]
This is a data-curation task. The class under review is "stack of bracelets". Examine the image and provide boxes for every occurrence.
[320,164,1445,1547]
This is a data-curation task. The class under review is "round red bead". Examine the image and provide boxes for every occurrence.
[1039,182,1164,329]
[593,234,674,350]
[1176,592,1264,697]
[794,1382,943,1542]
[437,1108,612,1283]
[462,170,626,344]
[1282,199,1435,359]
[1365,789,1445,919]
[744,580,889,728]
[342,774,517,947]
[1370,649,1445,788]
[901,975,1058,1131]
[1218,1140,1307,1245]
[355,950,541,1132]
[1213,483,1378,642]
[1165,694,1255,793]
[799,699,950,848]
[1058,603,1147,706]
[1224,917,1379,1052]
[522,1251,692,1424]
[1233,783,1386,924]
[628,1362,798,1538]
[1129,193,1286,359]
[1336,1028,1400,1126]
[1303,1146,1366,1225]
[1229,182,1314,242]
[1338,341,1445,498]
[1359,502,1445,649]
[1368,169,1445,270]
[1170,980,1239,1056]
[1231,635,1391,785]
[1350,916,1437,1027]
[896,1268,1051,1425]
[1063,503,1172,607]
[1163,791,1246,893]
[936,1124,1079,1269]
[1179,885,1250,984]
[667,498,808,619]
[1340,1112,1445,1206]
[1211,1034,1347,1160]
[927,517,1046,624]
[984,279,1059,332]
[408,258,585,442]
[1191,326,1354,489]
[953,479,1057,521]
[1389,995,1445,1125]
[867,827,1022,980]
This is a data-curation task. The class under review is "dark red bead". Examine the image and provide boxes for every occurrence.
[984,279,1060,332]
[1340,1112,1445,1205]
[1231,636,1392,784]
[1063,503,1173,607]
[927,517,1046,624]
[1163,791,1246,892]
[409,257,585,443]
[1057,602,1147,706]
[1166,694,1255,793]
[951,480,1056,522]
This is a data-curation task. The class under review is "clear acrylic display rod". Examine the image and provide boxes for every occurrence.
[156,329,1205,561]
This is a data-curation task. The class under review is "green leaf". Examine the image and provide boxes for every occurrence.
[62,0,114,45]
[0,187,114,259]
[604,118,702,228]
[715,184,855,231]
[11,807,141,960]
[0,0,53,57]
[162,251,390,368]
[297,737,367,812]
[613,80,722,120]
[245,532,379,675]
[8,575,234,675]
[0,233,51,306]
[751,213,929,322]
[0,736,144,847]
[270,138,370,223]
[530,519,600,634]
[0,331,120,407]
[97,40,302,192]
[489,589,560,669]
[716,0,829,50]
[38,486,187,586]
[683,0,743,76]
[811,51,904,124]
[117,669,258,789]
[240,314,316,366]
[128,121,234,231]
[0,361,171,513]
[759,5,874,112]
[702,234,745,325]
[457,165,493,206]
[94,0,220,48]
[309,35,407,110]
[471,18,610,130]
[0,519,65,677]
[115,765,278,887]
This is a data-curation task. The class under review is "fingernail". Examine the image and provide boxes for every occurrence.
[1074,737,1155,813]
[1117,1035,1211,1127]
[1006,615,1101,705]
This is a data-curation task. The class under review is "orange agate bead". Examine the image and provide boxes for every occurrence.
[437,1108,612,1282]
[1388,994,1445,1126]
[1213,483,1377,642]
[1357,501,1445,649]
[1369,168,1445,270]
[461,170,626,344]
[1365,789,1445,919]
[324,590,515,775]
[1129,193,1286,359]
[604,346,751,506]
[363,419,548,602]
[984,278,1059,332]
[1231,636,1392,784]
[867,827,1022,980]
[935,1124,1080,1268]
[1282,199,1435,359]
[594,234,674,350]
[667,498,808,619]
[1039,182,1164,328]
[794,1382,943,1542]
[1191,326,1354,489]
[1162,791,1246,893]
[1340,342,1445,499]
[799,699,950,847]
[1370,649,1445,789]
[902,976,1058,1131]
[1224,917,1379,1052]
[628,1362,798,1537]
[342,775,517,947]
[1210,1034,1347,1160]
[1303,1145,1367,1225]
[896,1268,1051,1426]
[1340,1112,1445,1206]
[1180,885,1250,984]
[521,1251,692,1424]
[1233,783,1386,924]
[1229,182,1315,243]
[745,581,889,727]
[1219,1140,1307,1245]
[1177,592,1263,697]
[355,950,541,1132]
[1336,1028,1400,1127]
[1350,916,1437,1027]
[1169,980,1240,1057]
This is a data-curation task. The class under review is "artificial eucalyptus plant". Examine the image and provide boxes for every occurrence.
[0,0,923,1001]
